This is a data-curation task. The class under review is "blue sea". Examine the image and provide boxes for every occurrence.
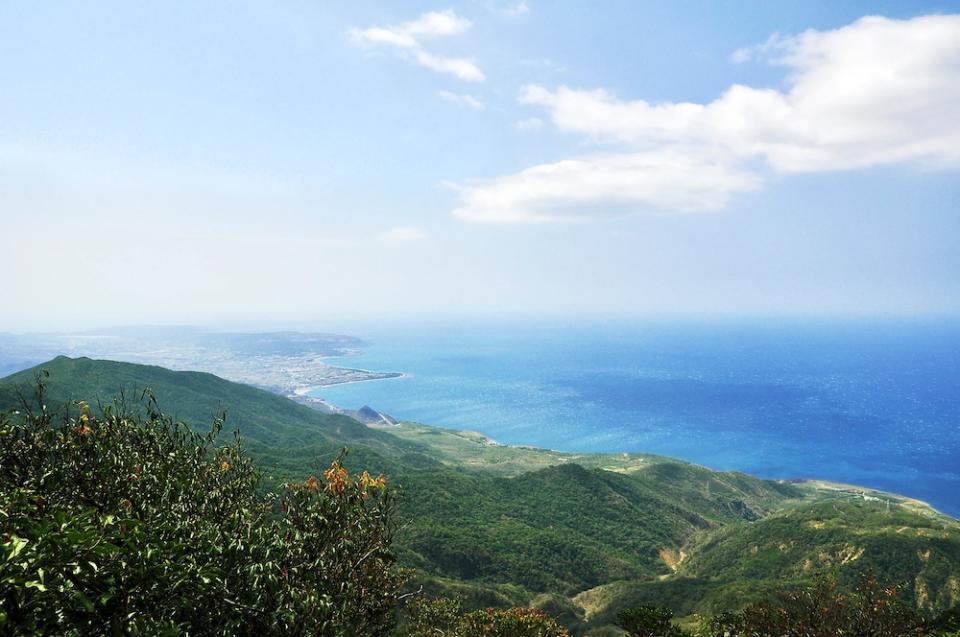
[312,318,960,518]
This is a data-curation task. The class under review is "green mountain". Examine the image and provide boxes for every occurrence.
[3,357,958,635]
[398,462,798,594]
[0,355,438,478]
[567,498,960,630]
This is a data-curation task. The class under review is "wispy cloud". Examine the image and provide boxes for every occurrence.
[453,150,760,223]
[456,14,960,223]
[729,32,783,64]
[512,117,543,132]
[496,1,530,17]
[379,226,429,243]
[349,10,485,82]
[437,90,486,110]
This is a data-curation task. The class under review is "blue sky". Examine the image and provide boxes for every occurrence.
[3,1,959,330]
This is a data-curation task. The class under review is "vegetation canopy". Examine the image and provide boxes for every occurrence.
[0,374,402,636]
[399,596,570,637]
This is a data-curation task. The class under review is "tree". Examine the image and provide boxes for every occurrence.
[400,596,570,637]
[702,574,924,637]
[0,374,402,636]
[617,605,686,637]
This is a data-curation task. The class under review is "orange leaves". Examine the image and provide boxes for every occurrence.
[303,462,388,498]
[360,470,387,491]
[77,401,91,432]
[324,463,349,494]
[411,602,572,637]
[70,401,93,435]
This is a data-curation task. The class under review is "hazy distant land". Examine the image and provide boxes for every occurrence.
[0,327,402,395]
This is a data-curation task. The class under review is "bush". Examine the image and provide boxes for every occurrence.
[0,375,402,636]
[617,605,685,637]
[701,573,924,637]
[400,596,570,637]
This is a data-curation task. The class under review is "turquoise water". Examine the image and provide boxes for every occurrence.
[312,319,960,517]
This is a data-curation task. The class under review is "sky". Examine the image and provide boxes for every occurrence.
[2,1,960,331]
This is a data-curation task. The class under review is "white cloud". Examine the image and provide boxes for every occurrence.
[379,226,429,242]
[349,9,485,82]
[523,15,960,172]
[453,150,760,223]
[349,27,418,49]
[415,51,485,82]
[349,10,471,46]
[497,1,530,17]
[457,14,960,223]
[437,90,486,110]
[402,10,472,37]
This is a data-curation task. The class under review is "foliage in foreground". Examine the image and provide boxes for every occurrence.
[0,375,401,636]
[704,574,923,637]
[614,575,960,637]
[397,582,960,637]
[399,596,570,637]
[617,605,685,637]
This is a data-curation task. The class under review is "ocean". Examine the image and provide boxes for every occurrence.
[311,318,960,518]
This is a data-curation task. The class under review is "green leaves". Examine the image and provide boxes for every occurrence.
[3,535,28,561]
[401,597,571,637]
[617,605,684,637]
[701,574,924,637]
[0,385,403,636]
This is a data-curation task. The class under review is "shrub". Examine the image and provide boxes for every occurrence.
[701,573,923,637]
[0,375,402,636]
[617,605,686,637]
[400,596,570,637]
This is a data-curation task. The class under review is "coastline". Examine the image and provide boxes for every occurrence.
[275,346,960,521]
[791,478,949,519]
[285,382,956,521]
[293,369,407,397]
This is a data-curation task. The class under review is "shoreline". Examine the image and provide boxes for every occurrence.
[279,362,958,522]
[281,381,956,521]
[293,370,407,397]
[368,416,956,522]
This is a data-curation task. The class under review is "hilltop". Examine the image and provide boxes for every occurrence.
[2,357,958,635]
[0,355,435,478]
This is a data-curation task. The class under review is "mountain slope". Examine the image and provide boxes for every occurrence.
[0,356,432,476]
[397,462,799,595]
[679,498,960,609]
[572,498,960,632]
